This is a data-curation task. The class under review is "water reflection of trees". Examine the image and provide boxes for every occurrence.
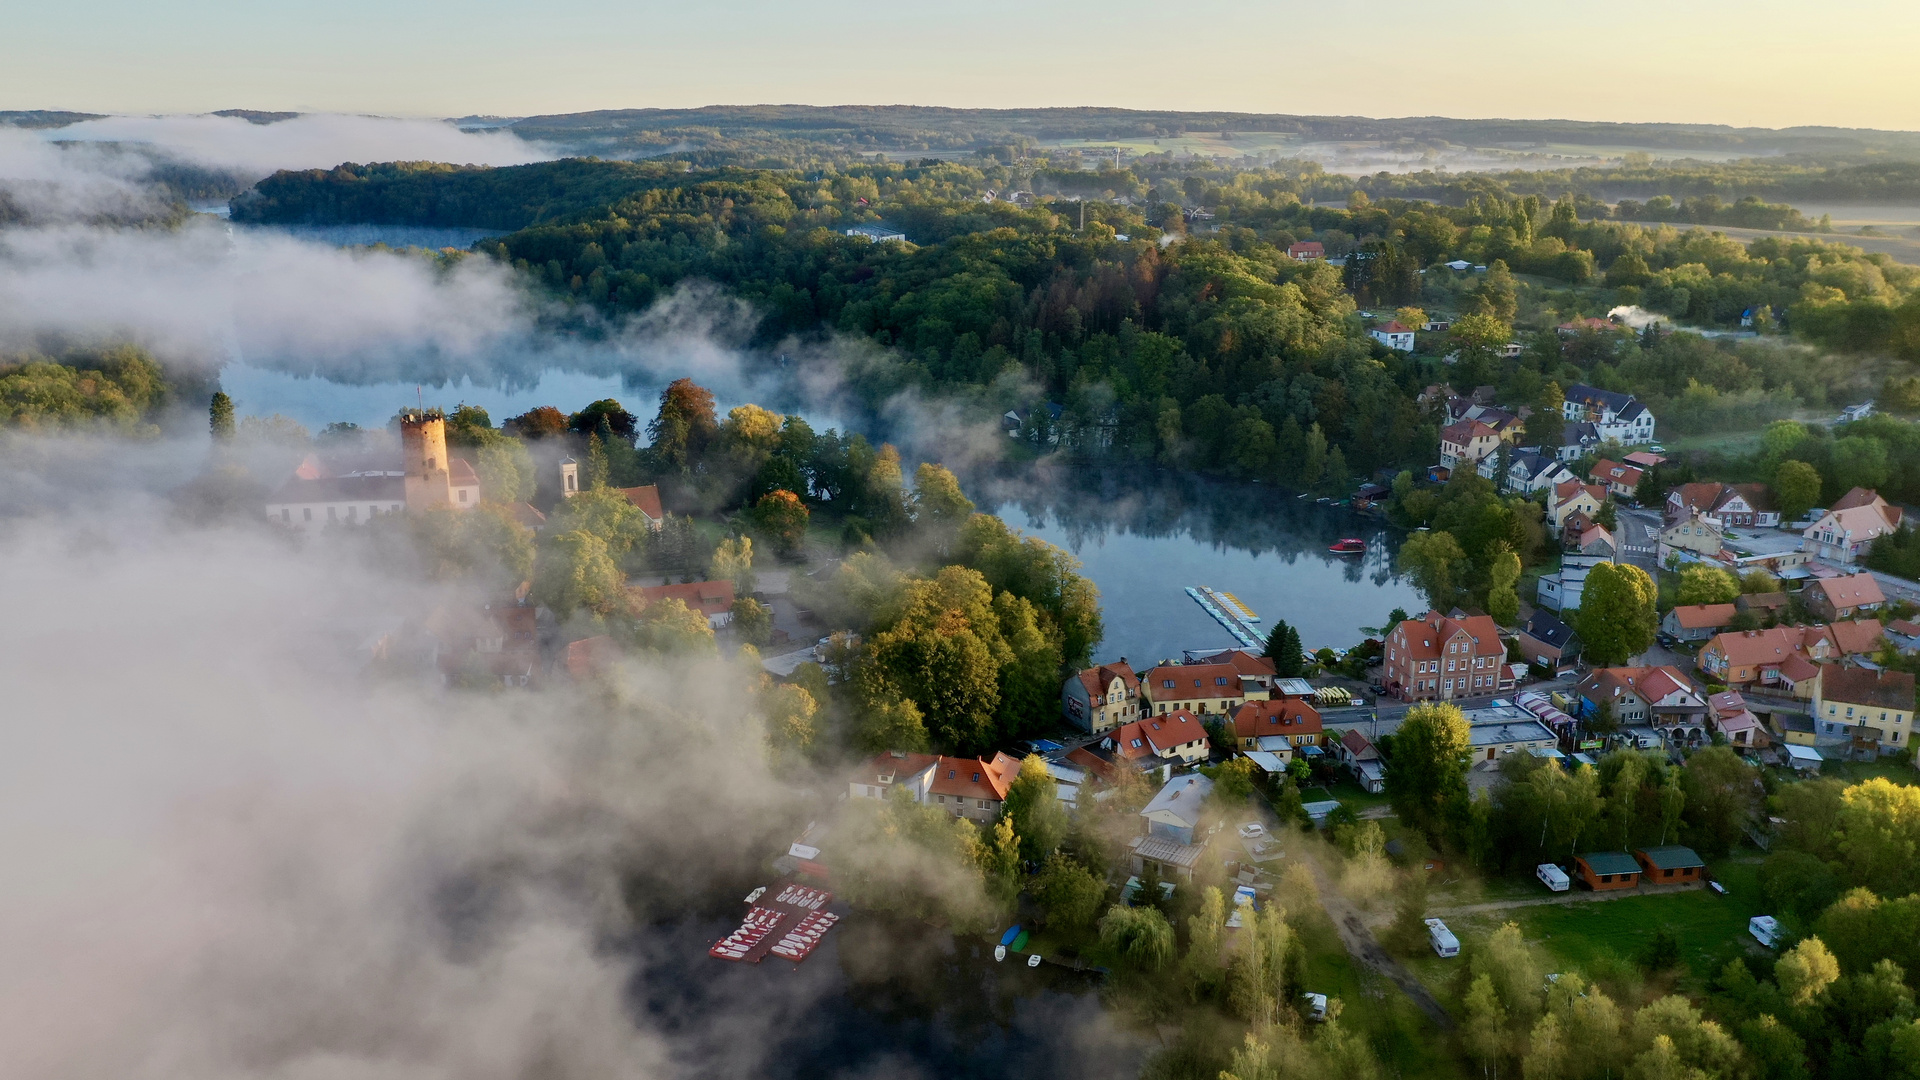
[969,464,1407,589]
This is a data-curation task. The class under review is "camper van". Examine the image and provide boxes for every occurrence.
[1426,917,1460,958]
[1537,864,1571,892]
[1749,915,1782,949]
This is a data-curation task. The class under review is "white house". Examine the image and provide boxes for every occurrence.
[845,224,906,243]
[1140,773,1214,845]
[1537,552,1611,614]
[1803,487,1903,565]
[1369,321,1416,352]
[1506,450,1576,495]
[1562,383,1656,445]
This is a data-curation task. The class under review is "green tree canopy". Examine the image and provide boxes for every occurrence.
[1577,562,1658,665]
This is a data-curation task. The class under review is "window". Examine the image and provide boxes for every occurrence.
[978,800,988,809]
[1600,874,1612,884]
[1664,868,1674,878]
[937,795,946,804]
[303,508,312,521]
[1130,739,1143,748]
[458,489,468,503]
[281,509,290,522]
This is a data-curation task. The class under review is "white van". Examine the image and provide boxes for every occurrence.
[1749,915,1782,949]
[1537,864,1571,892]
[1426,917,1460,958]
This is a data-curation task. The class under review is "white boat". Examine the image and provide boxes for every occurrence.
[994,945,1007,962]
[1027,953,1042,967]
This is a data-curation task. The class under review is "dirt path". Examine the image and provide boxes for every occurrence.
[1298,847,1453,1029]
[1430,882,1707,919]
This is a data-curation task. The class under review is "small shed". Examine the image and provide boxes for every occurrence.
[1784,744,1824,772]
[1574,851,1641,891]
[1635,845,1706,884]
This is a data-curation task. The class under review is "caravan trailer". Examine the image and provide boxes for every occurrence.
[1425,918,1460,958]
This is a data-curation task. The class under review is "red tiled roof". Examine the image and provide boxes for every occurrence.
[928,755,1014,802]
[1442,419,1497,444]
[853,751,938,787]
[1377,321,1415,334]
[1390,609,1504,662]
[1672,603,1737,630]
[615,484,664,519]
[1777,652,1820,683]
[1810,573,1886,610]
[1822,619,1886,657]
[1340,728,1377,759]
[1704,627,1803,668]
[1821,667,1916,712]
[564,635,618,677]
[1143,663,1243,699]
[1110,711,1210,757]
[1075,660,1140,699]
[1232,698,1323,740]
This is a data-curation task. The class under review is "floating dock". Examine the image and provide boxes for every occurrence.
[1187,587,1263,649]
[709,884,837,964]
[1215,591,1260,623]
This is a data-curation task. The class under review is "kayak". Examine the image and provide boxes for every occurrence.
[999,924,1022,947]
[1011,930,1030,952]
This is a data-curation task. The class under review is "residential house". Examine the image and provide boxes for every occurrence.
[634,580,737,628]
[1577,666,1709,742]
[1657,508,1725,563]
[847,751,1020,823]
[1142,663,1246,716]
[1231,698,1324,752]
[426,600,539,687]
[1422,319,1452,332]
[1805,572,1887,622]
[1549,480,1608,530]
[1563,514,1617,558]
[1813,666,1916,754]
[1708,691,1769,749]
[1625,450,1668,470]
[1575,851,1642,891]
[1181,648,1283,699]
[1562,383,1657,444]
[1336,729,1385,793]
[1888,618,1920,654]
[1370,321,1417,351]
[1557,420,1602,462]
[1439,419,1500,472]
[1506,450,1576,495]
[562,635,618,678]
[1737,592,1790,621]
[1814,618,1888,660]
[1062,658,1141,733]
[1634,846,1706,884]
[1666,482,1779,529]
[1537,553,1611,614]
[1558,317,1619,336]
[1698,628,1805,687]
[1382,609,1507,702]
[1129,775,1214,881]
[1140,773,1215,845]
[1803,487,1903,564]
[1590,459,1645,499]
[1662,603,1738,643]
[1444,398,1526,442]
[1286,241,1325,260]
[1776,652,1822,701]
[1841,402,1876,422]
[1518,610,1581,671]
[1102,710,1212,766]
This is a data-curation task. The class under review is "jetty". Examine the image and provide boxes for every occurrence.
[1187,587,1263,649]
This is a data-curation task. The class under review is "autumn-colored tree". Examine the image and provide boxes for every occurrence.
[752,488,811,556]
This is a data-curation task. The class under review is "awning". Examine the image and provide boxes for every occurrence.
[1243,751,1289,773]
[1784,744,1824,768]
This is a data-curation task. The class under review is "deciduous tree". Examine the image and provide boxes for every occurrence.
[1577,562,1658,665]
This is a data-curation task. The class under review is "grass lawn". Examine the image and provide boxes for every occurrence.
[1818,757,1919,786]
[1663,431,1765,458]
[1449,859,1766,992]
[1305,779,1394,814]
[1291,894,1468,1079]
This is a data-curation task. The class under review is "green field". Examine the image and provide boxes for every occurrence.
[1292,892,1468,1078]
[1448,859,1766,990]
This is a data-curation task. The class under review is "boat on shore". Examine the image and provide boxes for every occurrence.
[1328,538,1366,555]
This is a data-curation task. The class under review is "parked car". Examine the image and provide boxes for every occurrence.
[1239,823,1266,840]
[1301,992,1329,1022]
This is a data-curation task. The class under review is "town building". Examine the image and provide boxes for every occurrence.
[1666,482,1779,529]
[1737,592,1791,621]
[1803,487,1903,564]
[1098,710,1212,767]
[1562,383,1656,444]
[1286,241,1325,260]
[1661,603,1737,643]
[1183,648,1281,698]
[1558,317,1620,336]
[1230,698,1323,752]
[1129,774,1214,882]
[846,751,1020,824]
[1698,621,1887,687]
[613,484,665,527]
[1562,514,1617,558]
[1804,572,1887,622]
[1459,703,1560,763]
[1589,458,1645,499]
[1370,321,1417,352]
[1382,609,1506,701]
[1439,419,1500,473]
[1557,420,1602,462]
[1657,508,1725,563]
[266,412,481,529]
[1813,666,1916,754]
[1708,691,1769,749]
[1518,610,1581,672]
[1062,659,1141,733]
[1141,662,1247,716]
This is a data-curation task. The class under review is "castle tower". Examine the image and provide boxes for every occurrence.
[400,410,453,512]
[558,457,579,499]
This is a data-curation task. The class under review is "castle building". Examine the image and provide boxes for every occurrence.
[266,410,479,530]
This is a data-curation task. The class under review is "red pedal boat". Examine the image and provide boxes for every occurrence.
[1329,538,1366,554]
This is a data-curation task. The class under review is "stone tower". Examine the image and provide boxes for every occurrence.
[558,456,579,499]
[400,410,452,512]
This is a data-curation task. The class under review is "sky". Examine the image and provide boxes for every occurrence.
[5,0,1920,130]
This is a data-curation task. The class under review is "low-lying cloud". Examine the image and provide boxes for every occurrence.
[48,112,554,178]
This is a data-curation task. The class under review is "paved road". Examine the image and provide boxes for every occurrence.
[1616,507,1663,573]
[1319,676,1581,740]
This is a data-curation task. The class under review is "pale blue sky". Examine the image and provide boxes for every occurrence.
[6,0,1919,129]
